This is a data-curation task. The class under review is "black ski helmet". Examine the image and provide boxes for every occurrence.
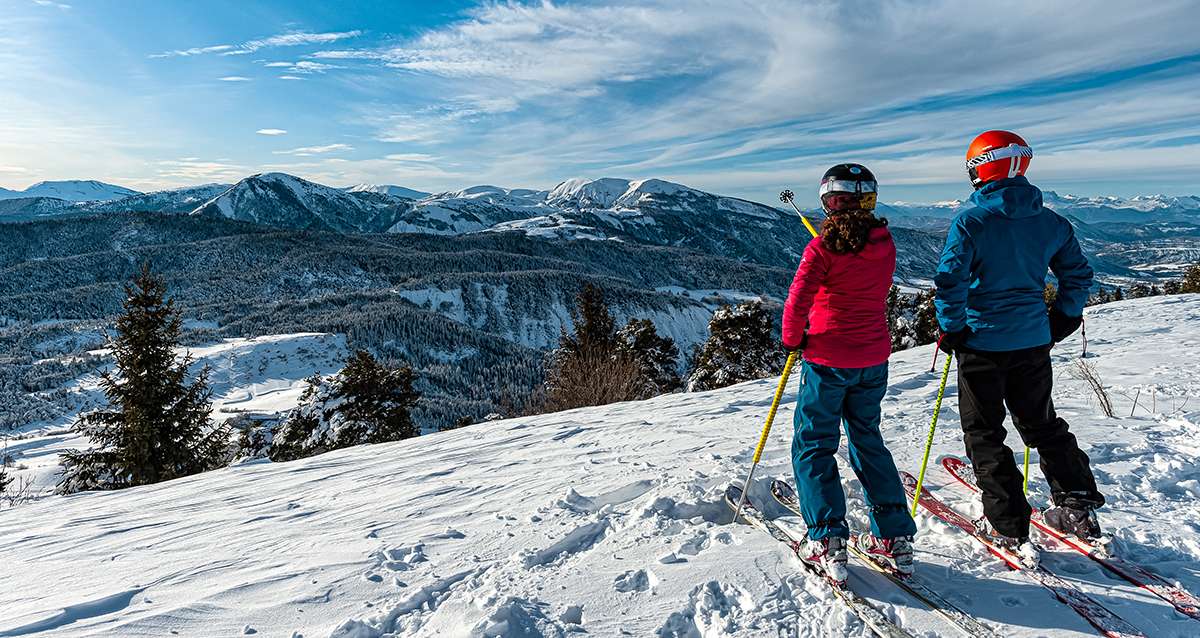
[819,163,878,212]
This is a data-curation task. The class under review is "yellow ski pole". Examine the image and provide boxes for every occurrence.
[1023,448,1031,494]
[912,352,953,516]
[731,191,819,524]
[731,351,799,523]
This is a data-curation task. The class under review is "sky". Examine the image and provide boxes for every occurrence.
[2,0,1199,204]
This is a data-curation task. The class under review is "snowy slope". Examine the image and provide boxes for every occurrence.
[0,180,141,202]
[3,296,1200,637]
[86,184,232,214]
[192,173,410,233]
[345,184,430,200]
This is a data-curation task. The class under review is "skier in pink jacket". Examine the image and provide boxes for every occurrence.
[781,164,916,583]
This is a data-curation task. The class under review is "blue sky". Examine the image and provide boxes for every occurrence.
[2,0,1199,204]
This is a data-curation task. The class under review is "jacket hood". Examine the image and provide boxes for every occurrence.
[969,176,1044,219]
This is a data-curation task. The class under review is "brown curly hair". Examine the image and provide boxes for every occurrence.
[820,209,889,255]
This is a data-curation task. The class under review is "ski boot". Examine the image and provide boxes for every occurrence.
[976,516,1041,568]
[1043,505,1102,540]
[801,536,849,585]
[1043,505,1112,555]
[853,534,915,577]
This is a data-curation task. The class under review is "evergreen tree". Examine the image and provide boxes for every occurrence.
[616,318,681,398]
[57,264,227,493]
[1163,280,1182,295]
[687,301,783,392]
[270,353,419,461]
[885,285,911,351]
[1129,283,1151,298]
[332,350,419,445]
[910,290,939,346]
[1112,286,1124,301]
[1181,262,1200,294]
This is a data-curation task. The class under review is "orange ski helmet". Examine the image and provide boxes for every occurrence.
[966,130,1033,188]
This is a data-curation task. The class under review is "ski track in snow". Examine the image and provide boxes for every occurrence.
[2,296,1200,636]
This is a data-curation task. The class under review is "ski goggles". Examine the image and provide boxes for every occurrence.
[965,144,1033,170]
[818,178,877,197]
[821,191,877,211]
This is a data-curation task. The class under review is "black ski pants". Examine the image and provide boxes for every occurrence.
[956,345,1104,538]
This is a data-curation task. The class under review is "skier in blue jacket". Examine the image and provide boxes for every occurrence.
[934,130,1104,563]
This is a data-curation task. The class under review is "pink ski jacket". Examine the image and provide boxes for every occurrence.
[782,226,895,369]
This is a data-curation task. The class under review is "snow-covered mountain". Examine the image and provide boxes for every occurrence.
[2,295,1198,637]
[87,183,232,214]
[0,196,76,221]
[394,177,867,273]
[0,179,141,202]
[191,172,411,233]
[344,183,430,200]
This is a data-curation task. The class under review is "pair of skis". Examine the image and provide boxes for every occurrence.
[939,456,1200,621]
[724,482,998,638]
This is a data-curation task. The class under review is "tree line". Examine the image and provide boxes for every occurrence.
[14,259,1200,498]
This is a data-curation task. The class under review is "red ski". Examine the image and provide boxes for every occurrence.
[901,471,1145,638]
[942,456,1200,621]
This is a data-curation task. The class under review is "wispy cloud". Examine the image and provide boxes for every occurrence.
[32,0,71,9]
[261,60,341,74]
[256,128,288,136]
[151,30,361,59]
[273,143,354,156]
[218,76,251,82]
[278,75,304,81]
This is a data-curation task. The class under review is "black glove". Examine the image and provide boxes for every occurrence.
[1048,309,1083,343]
[938,329,971,355]
[782,331,808,353]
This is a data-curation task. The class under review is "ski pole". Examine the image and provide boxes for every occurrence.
[731,351,799,523]
[912,350,953,516]
[1022,448,1031,494]
[779,190,820,237]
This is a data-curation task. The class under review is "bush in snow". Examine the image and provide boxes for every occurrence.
[540,284,681,411]
[57,264,228,494]
[687,300,783,392]
[270,350,419,462]
[1181,262,1200,294]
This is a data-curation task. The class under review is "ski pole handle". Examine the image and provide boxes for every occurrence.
[912,354,953,517]
[732,351,799,523]
[779,190,820,238]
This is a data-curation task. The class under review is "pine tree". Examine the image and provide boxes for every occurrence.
[1112,286,1125,301]
[1163,280,1182,295]
[911,290,939,346]
[332,350,419,445]
[1181,262,1200,294]
[270,353,419,461]
[616,318,681,398]
[687,301,783,392]
[57,264,228,493]
[885,285,910,351]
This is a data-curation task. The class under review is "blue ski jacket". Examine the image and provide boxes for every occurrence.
[934,176,1093,352]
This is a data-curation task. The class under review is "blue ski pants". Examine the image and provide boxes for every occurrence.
[791,360,917,540]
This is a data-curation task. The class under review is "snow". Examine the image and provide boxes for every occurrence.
[1,180,141,203]
[3,298,1200,637]
[344,184,430,200]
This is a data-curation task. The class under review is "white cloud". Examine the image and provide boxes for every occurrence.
[274,143,354,156]
[218,76,251,82]
[32,0,71,9]
[151,30,361,59]
[278,75,304,81]
[384,153,437,162]
[256,129,288,136]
